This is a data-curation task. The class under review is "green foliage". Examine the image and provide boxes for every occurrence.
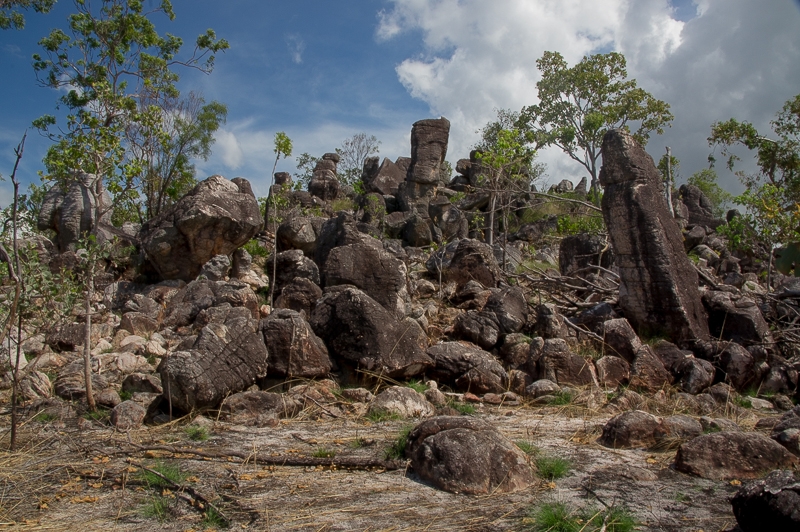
[709,93,800,247]
[716,214,758,254]
[556,213,605,235]
[366,409,401,423]
[138,461,188,489]
[0,0,54,30]
[775,242,800,276]
[184,425,209,442]
[405,379,428,393]
[447,399,476,415]
[118,390,132,401]
[514,440,540,456]
[202,506,227,529]
[525,502,636,532]
[330,197,356,212]
[33,411,58,423]
[141,495,171,522]
[312,448,335,458]
[535,455,572,480]
[546,390,575,406]
[732,396,752,409]
[32,0,228,230]
[521,51,673,188]
[384,425,413,460]
[335,133,381,187]
[82,409,109,422]
[293,152,320,188]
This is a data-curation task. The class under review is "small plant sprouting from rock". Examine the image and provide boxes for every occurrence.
[312,447,336,458]
[184,425,210,442]
[534,455,572,481]
[447,399,476,415]
[405,379,428,393]
[384,425,413,460]
[525,501,636,532]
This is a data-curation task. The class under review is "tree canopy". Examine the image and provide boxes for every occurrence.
[520,51,673,190]
[0,0,55,30]
[709,93,800,245]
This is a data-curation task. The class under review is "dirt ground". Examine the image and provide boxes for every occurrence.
[0,394,764,532]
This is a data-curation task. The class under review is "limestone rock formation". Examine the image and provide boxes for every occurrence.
[139,175,262,281]
[308,153,341,201]
[731,470,800,532]
[599,130,709,344]
[260,309,331,379]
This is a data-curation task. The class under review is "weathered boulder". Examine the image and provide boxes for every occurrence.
[274,277,323,316]
[599,130,709,344]
[314,213,382,269]
[110,400,147,430]
[364,157,406,196]
[703,291,773,346]
[453,311,500,350]
[525,379,561,398]
[602,318,643,363]
[199,254,231,281]
[429,198,468,242]
[218,391,302,426]
[679,184,724,229]
[406,416,535,494]
[322,241,410,317]
[162,279,259,328]
[277,216,325,256]
[532,338,595,386]
[159,307,268,412]
[427,341,507,394]
[308,153,340,201]
[444,239,503,290]
[368,386,435,418]
[595,356,630,388]
[139,176,262,281]
[559,233,612,276]
[408,118,450,186]
[674,356,715,394]
[598,410,663,448]
[260,309,331,379]
[630,346,673,392]
[771,406,800,456]
[675,432,797,480]
[37,173,113,252]
[266,249,320,299]
[731,470,800,532]
[122,373,163,395]
[309,286,432,378]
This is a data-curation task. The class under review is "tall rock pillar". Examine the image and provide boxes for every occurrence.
[599,129,709,345]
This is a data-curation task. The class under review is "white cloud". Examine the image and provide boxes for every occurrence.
[377,0,800,191]
[214,128,244,170]
[286,34,305,64]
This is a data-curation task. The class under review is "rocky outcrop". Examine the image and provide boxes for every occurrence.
[443,239,503,290]
[159,307,268,412]
[37,173,113,252]
[260,309,331,379]
[309,286,432,378]
[139,175,262,281]
[363,157,406,196]
[731,470,800,532]
[679,184,724,229]
[308,153,341,201]
[398,118,450,215]
[426,341,507,394]
[267,249,320,299]
[406,416,535,494]
[367,386,434,418]
[599,130,709,344]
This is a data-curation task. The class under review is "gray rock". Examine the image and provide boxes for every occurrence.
[444,239,503,290]
[368,386,435,418]
[277,216,325,257]
[630,346,673,392]
[679,184,724,229]
[703,291,773,347]
[111,400,147,430]
[595,356,631,388]
[598,410,663,448]
[199,254,231,281]
[525,379,561,398]
[534,338,595,386]
[274,277,323,316]
[122,373,163,395]
[267,249,321,299]
[559,233,613,277]
[308,153,341,201]
[731,470,800,532]
[599,130,709,344]
[260,309,331,379]
[218,391,301,426]
[406,416,535,494]
[675,432,797,480]
[427,341,507,394]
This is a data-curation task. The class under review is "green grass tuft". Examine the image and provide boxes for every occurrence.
[525,502,636,532]
[312,447,336,458]
[33,412,58,423]
[514,440,540,456]
[535,455,572,481]
[447,399,476,415]
[202,506,227,528]
[137,461,188,489]
[366,409,402,422]
[384,425,413,460]
[546,391,575,406]
[405,379,428,393]
[184,425,210,442]
[142,495,171,522]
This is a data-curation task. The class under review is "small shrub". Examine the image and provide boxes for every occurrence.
[366,409,401,423]
[447,399,476,415]
[138,461,187,489]
[733,396,752,409]
[331,198,356,212]
[202,506,227,528]
[119,390,132,401]
[312,447,335,458]
[142,495,171,522]
[535,455,572,481]
[405,379,428,393]
[525,502,636,532]
[384,425,413,460]
[185,425,209,442]
[349,436,367,449]
[242,238,268,258]
[514,440,540,456]
[546,391,574,406]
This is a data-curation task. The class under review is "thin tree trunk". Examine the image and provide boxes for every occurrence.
[487,193,496,246]
[83,260,96,412]
[665,147,675,216]
[10,316,23,450]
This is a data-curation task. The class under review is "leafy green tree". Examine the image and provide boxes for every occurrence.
[267,132,292,306]
[520,51,673,190]
[335,133,380,186]
[476,108,543,186]
[686,168,733,219]
[708,93,800,247]
[293,152,320,188]
[0,0,54,30]
[32,0,228,232]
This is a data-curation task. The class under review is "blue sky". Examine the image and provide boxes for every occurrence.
[2,0,800,207]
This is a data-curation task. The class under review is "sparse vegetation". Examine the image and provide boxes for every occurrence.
[366,409,402,423]
[184,425,210,442]
[137,461,188,489]
[514,440,540,456]
[312,447,336,458]
[384,425,413,460]
[33,411,58,422]
[535,455,572,480]
[525,501,636,532]
[405,379,428,393]
[546,390,575,406]
[447,399,476,415]
[202,506,227,529]
[141,495,172,522]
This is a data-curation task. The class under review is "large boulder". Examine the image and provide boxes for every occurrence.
[427,341,508,394]
[679,184,724,229]
[406,416,535,494]
[599,130,709,344]
[408,118,450,187]
[161,279,259,328]
[309,286,432,378]
[559,233,613,277]
[367,386,435,418]
[159,307,268,412]
[322,241,410,317]
[37,173,113,252]
[274,277,323,317]
[307,153,341,201]
[444,239,503,290]
[702,291,773,346]
[276,216,325,256]
[674,432,797,480]
[532,338,595,386]
[731,470,800,532]
[266,249,320,299]
[363,157,406,196]
[139,175,262,281]
[260,309,331,379]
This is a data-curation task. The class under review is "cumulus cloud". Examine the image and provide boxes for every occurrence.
[214,129,244,170]
[286,34,306,64]
[377,0,800,190]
